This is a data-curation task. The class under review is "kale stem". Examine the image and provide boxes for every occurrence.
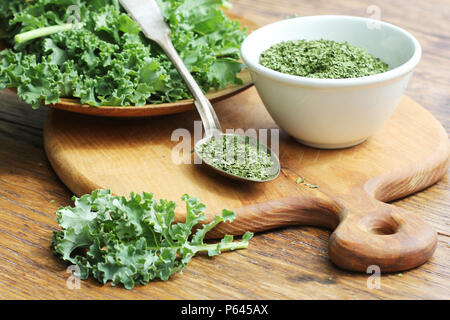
[145,241,249,252]
[14,23,84,44]
[192,241,249,252]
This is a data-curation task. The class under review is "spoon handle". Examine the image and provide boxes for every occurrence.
[158,38,222,136]
[119,0,221,135]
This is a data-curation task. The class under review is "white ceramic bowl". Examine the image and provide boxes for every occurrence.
[241,15,421,149]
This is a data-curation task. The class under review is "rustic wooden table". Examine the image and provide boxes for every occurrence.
[0,0,448,299]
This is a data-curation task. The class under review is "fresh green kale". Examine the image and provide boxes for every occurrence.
[0,0,246,108]
[51,189,253,289]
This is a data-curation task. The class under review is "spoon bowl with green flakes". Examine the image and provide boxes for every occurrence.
[241,15,422,149]
[195,133,280,183]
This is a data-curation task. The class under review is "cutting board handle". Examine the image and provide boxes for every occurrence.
[329,198,437,272]
[205,189,437,273]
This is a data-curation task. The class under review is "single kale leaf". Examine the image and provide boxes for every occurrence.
[51,189,253,289]
[0,0,246,108]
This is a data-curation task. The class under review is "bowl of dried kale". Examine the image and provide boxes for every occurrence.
[241,15,421,149]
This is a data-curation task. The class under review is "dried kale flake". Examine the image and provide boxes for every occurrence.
[259,39,389,79]
[197,135,276,181]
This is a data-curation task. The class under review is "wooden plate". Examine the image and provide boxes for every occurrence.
[2,13,258,117]
[47,69,252,117]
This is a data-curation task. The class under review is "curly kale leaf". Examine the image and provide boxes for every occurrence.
[0,0,246,108]
[51,189,253,289]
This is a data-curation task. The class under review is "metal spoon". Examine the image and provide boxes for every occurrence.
[120,0,280,182]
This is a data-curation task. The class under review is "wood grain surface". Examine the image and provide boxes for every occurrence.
[0,0,449,299]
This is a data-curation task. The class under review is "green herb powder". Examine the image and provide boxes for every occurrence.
[197,135,276,181]
[259,39,389,79]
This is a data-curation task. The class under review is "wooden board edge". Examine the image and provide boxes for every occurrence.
[364,99,450,203]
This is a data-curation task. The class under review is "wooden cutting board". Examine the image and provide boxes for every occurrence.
[43,87,450,273]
